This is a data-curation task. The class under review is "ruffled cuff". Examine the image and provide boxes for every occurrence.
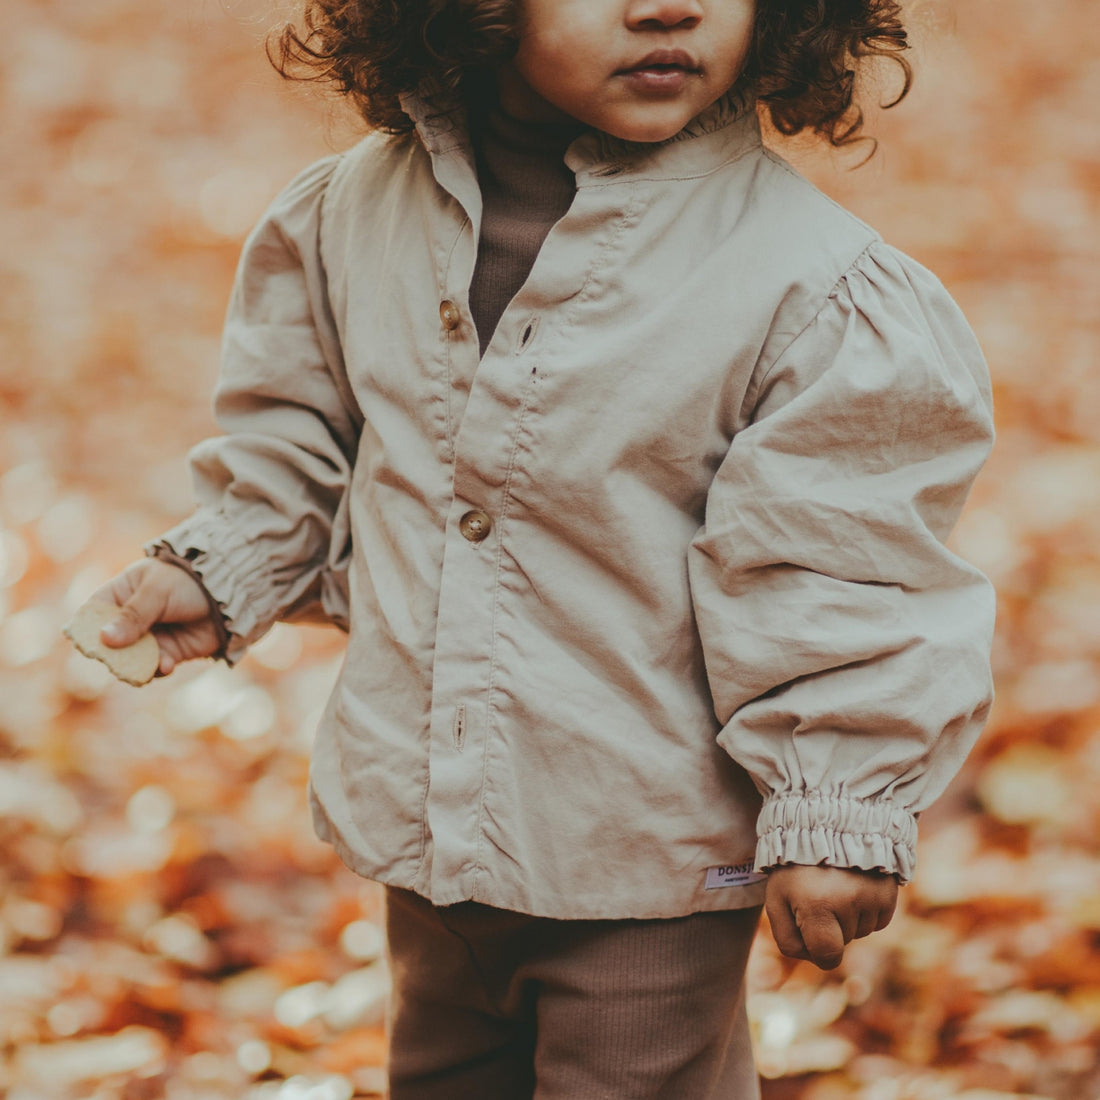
[755,790,917,883]
[144,512,273,666]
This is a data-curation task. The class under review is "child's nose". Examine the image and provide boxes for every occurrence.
[625,0,704,32]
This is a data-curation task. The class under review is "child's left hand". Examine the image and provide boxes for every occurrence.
[765,864,898,970]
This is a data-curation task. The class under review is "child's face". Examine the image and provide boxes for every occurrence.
[499,0,756,142]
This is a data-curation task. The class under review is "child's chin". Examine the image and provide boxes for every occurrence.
[600,112,695,145]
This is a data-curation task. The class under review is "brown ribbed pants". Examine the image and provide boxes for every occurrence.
[385,888,762,1100]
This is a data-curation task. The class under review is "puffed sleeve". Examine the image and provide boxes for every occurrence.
[148,155,362,664]
[687,243,996,883]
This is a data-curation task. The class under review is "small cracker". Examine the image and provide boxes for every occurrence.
[63,599,160,686]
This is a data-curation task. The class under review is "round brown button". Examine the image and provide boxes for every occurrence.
[459,510,492,543]
[439,299,462,332]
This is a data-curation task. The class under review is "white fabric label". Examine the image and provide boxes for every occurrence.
[704,861,767,891]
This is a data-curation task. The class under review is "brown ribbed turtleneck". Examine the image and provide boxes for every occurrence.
[469,106,582,356]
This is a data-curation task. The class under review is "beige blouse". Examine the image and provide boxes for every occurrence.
[153,92,995,919]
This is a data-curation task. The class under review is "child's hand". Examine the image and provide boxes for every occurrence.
[94,558,224,676]
[765,864,898,970]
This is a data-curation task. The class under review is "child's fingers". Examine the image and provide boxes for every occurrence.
[90,564,142,610]
[874,902,897,932]
[795,909,846,970]
[101,575,168,648]
[152,619,224,671]
[765,896,810,962]
[855,910,878,940]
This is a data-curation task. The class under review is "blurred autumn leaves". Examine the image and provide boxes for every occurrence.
[1,1,1098,1098]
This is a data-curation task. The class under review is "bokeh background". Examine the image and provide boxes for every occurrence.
[1,0,1098,1097]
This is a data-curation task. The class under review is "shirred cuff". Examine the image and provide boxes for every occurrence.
[144,511,280,666]
[755,790,917,883]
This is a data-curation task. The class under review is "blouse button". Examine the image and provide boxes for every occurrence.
[439,300,462,332]
[459,510,492,543]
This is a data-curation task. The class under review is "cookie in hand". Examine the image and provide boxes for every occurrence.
[63,598,160,686]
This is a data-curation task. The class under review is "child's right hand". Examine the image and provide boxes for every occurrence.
[95,558,223,676]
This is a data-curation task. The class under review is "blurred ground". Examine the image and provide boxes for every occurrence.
[1,0,1098,1097]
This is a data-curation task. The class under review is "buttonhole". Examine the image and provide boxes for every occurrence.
[453,704,467,750]
[516,317,539,354]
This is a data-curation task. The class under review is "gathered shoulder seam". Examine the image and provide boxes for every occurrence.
[739,237,880,421]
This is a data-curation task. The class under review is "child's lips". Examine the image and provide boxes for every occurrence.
[617,49,701,94]
[618,66,697,94]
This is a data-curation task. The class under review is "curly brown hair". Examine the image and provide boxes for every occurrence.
[270,0,911,148]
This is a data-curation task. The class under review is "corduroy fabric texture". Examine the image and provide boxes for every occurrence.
[384,887,763,1100]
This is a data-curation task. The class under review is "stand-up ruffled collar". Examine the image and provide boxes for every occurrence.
[399,86,762,183]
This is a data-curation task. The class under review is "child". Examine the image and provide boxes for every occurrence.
[95,0,995,1095]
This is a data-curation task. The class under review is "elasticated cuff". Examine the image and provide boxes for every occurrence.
[755,790,916,883]
[144,511,273,666]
